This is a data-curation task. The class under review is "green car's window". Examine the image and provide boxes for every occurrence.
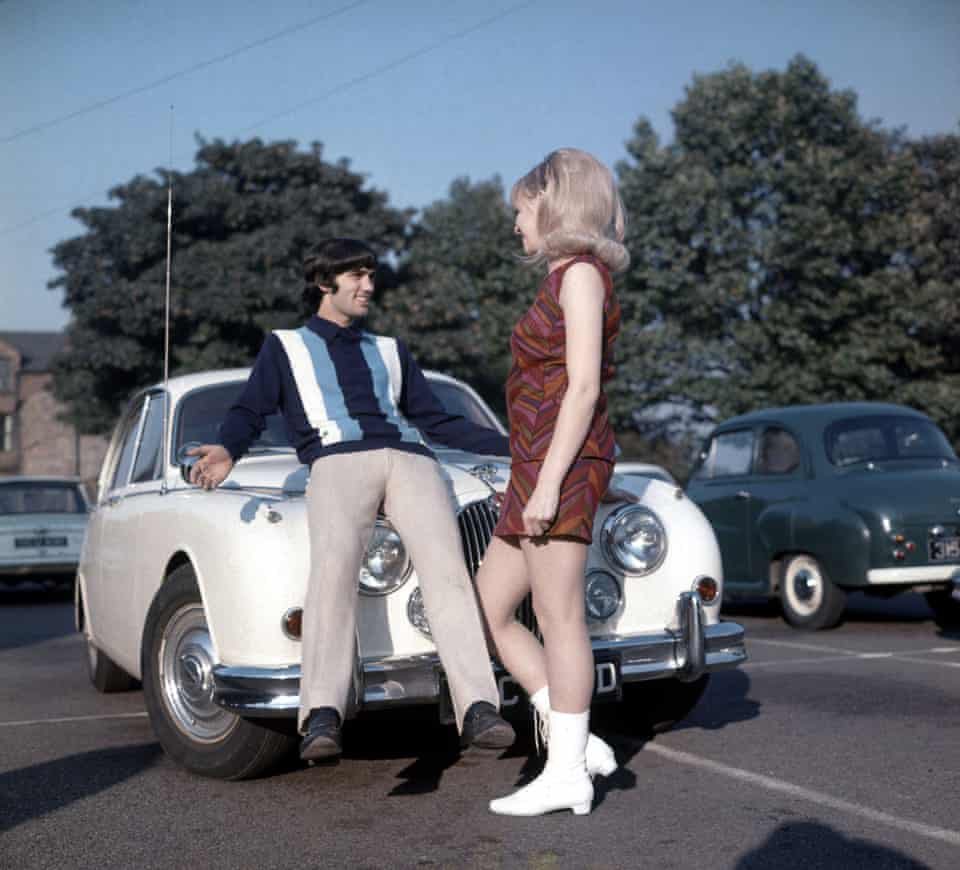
[695,429,754,479]
[825,415,958,467]
[756,427,801,475]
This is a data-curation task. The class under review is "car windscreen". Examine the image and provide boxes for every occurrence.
[174,383,291,455]
[825,415,958,467]
[425,379,503,436]
[0,482,86,515]
[173,377,501,455]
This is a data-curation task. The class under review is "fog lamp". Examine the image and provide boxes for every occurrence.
[585,571,621,622]
[407,587,432,638]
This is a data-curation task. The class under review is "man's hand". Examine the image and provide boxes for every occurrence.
[188,444,234,490]
[521,482,560,538]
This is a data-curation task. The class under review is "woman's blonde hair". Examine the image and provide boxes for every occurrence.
[511,148,629,273]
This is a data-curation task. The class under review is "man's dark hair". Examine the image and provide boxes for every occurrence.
[302,238,378,313]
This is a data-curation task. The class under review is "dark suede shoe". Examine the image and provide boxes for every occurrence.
[460,701,516,750]
[300,707,342,761]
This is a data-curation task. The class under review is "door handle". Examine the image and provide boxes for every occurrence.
[735,490,751,500]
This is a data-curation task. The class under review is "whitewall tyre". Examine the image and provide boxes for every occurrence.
[780,554,846,630]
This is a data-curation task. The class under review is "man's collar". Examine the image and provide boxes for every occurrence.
[306,315,365,343]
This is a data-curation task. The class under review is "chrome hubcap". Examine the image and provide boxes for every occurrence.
[159,604,237,743]
[786,558,823,617]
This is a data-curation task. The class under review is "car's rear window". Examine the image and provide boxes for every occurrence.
[0,483,86,515]
[825,415,958,467]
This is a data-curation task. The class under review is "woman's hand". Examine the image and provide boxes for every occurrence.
[522,481,560,538]
[188,444,234,490]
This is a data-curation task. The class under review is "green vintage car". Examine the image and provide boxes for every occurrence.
[686,402,960,630]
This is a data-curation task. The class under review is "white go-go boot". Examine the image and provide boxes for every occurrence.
[530,687,616,778]
[489,709,594,817]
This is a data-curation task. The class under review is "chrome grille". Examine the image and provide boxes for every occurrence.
[458,496,499,578]
[457,496,539,636]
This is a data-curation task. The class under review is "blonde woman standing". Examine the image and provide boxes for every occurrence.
[477,148,629,816]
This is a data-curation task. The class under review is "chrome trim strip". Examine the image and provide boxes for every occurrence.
[866,565,960,584]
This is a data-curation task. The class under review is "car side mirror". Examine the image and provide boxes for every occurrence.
[176,441,203,485]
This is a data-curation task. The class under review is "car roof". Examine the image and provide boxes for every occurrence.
[714,402,930,431]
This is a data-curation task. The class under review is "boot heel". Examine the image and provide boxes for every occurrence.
[593,753,617,777]
[571,801,592,816]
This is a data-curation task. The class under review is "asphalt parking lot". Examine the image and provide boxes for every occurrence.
[1,587,958,870]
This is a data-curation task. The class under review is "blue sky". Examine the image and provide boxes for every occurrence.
[1,0,958,331]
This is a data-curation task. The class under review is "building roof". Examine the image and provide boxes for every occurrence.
[0,331,66,373]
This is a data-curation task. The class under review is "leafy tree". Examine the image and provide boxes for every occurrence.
[370,176,539,416]
[49,138,410,433]
[615,55,960,458]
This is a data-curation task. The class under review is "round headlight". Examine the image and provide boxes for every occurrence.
[407,587,432,637]
[359,520,411,596]
[601,505,667,575]
[585,571,621,622]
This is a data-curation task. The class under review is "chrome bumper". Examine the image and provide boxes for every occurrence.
[211,591,747,718]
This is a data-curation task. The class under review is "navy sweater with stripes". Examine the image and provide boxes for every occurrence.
[219,316,509,465]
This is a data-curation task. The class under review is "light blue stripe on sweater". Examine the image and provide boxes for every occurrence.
[297,326,363,443]
[359,338,424,444]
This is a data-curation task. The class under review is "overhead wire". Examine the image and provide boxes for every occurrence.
[0,0,375,145]
[0,0,535,237]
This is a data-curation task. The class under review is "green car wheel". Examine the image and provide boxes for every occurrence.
[780,554,846,631]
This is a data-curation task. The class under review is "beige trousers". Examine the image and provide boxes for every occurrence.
[298,448,499,733]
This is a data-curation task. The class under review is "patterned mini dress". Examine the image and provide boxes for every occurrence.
[493,253,621,544]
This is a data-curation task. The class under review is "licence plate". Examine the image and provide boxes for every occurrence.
[930,537,960,562]
[498,659,621,709]
[15,536,68,549]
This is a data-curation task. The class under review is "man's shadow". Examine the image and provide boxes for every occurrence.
[0,742,163,833]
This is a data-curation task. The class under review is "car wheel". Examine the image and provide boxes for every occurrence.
[780,554,846,630]
[925,589,960,629]
[79,589,138,693]
[141,563,296,780]
[615,675,710,734]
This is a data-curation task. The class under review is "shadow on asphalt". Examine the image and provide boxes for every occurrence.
[0,586,76,652]
[590,669,759,809]
[0,742,163,833]
[734,820,932,869]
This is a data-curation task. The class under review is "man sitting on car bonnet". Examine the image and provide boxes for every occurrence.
[188,237,515,761]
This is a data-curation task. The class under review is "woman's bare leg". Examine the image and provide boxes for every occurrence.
[521,537,593,712]
[474,535,548,695]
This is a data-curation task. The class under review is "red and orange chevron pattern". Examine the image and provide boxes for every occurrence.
[494,254,621,543]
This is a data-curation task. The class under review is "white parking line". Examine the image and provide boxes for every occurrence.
[0,712,148,728]
[644,743,960,848]
[746,639,960,671]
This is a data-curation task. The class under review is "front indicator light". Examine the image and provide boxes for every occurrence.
[695,576,719,604]
[282,607,303,640]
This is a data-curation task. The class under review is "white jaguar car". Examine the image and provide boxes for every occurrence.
[77,369,747,779]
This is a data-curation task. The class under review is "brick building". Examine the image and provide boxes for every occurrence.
[0,332,108,488]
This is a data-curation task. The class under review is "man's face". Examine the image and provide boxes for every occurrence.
[317,267,375,325]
